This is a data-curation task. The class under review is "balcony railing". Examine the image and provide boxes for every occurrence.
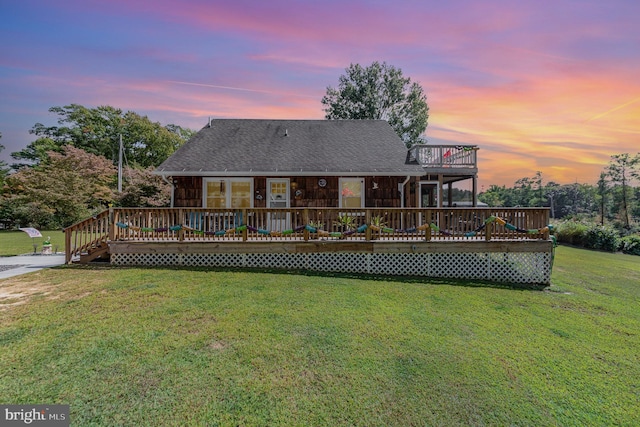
[409,144,478,170]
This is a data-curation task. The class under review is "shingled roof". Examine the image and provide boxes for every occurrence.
[155,119,425,176]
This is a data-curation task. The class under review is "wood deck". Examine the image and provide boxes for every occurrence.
[64,207,554,285]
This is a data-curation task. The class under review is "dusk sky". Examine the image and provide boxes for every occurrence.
[1,0,639,189]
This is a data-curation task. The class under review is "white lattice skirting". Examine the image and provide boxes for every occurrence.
[110,251,552,285]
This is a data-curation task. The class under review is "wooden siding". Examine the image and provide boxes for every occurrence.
[173,176,203,207]
[172,175,417,208]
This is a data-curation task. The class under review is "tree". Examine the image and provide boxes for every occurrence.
[605,153,640,228]
[4,146,117,228]
[545,181,560,218]
[3,145,172,227]
[596,172,609,225]
[549,183,597,218]
[12,104,192,168]
[479,184,513,207]
[322,61,429,147]
[0,133,10,186]
[116,166,171,207]
[9,136,59,169]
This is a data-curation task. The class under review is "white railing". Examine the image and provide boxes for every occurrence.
[409,144,478,169]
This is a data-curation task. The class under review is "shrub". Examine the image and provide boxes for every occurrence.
[555,221,589,246]
[584,224,620,252]
[620,235,640,256]
[554,220,626,253]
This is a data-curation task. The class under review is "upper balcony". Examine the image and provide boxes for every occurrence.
[407,144,479,175]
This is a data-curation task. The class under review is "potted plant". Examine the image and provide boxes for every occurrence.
[42,236,52,255]
[369,215,387,240]
[308,220,329,238]
[308,220,324,231]
[334,214,356,239]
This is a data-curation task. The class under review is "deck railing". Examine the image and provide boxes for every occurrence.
[64,207,550,262]
[111,207,550,242]
[63,209,111,263]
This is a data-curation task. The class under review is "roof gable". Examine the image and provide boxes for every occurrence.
[156,119,424,176]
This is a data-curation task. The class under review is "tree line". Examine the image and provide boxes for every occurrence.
[477,159,640,255]
[478,158,640,230]
[0,105,193,229]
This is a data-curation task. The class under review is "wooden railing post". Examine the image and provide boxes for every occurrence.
[108,207,115,241]
[425,210,431,241]
[365,209,372,241]
[242,209,248,242]
[303,209,309,241]
[64,227,72,264]
[485,218,492,241]
[543,209,550,240]
[178,208,185,241]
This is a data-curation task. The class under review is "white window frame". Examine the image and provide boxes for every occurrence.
[339,177,365,208]
[202,178,254,209]
[266,178,290,209]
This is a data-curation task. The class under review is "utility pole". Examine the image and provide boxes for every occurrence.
[118,134,123,193]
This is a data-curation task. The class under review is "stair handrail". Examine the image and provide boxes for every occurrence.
[63,209,111,263]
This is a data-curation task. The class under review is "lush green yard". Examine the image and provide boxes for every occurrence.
[0,246,638,426]
[0,229,65,256]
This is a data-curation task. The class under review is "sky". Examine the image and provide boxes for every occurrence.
[1,0,639,189]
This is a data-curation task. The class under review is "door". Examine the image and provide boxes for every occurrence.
[419,182,440,228]
[203,178,253,230]
[267,178,290,231]
[420,182,439,208]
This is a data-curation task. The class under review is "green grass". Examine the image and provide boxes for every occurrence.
[0,246,639,426]
[0,229,65,256]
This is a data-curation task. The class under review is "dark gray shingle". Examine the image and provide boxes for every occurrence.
[156,119,424,175]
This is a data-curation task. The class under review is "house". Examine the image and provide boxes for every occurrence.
[64,119,553,285]
[156,119,423,210]
[154,119,479,210]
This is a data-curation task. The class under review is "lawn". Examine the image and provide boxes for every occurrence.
[0,246,638,426]
[0,229,65,256]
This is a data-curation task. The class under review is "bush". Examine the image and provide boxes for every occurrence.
[621,235,640,256]
[554,220,624,253]
[584,224,620,252]
[555,221,590,246]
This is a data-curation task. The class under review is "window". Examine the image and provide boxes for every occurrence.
[339,178,364,208]
[203,178,253,208]
[267,179,290,208]
[230,180,251,208]
[205,179,226,208]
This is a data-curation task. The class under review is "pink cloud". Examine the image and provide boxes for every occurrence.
[4,0,639,189]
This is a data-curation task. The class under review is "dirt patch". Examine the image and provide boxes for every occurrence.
[0,279,62,310]
[208,340,227,351]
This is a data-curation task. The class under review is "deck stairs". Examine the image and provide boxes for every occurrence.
[76,237,110,263]
[64,209,111,264]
